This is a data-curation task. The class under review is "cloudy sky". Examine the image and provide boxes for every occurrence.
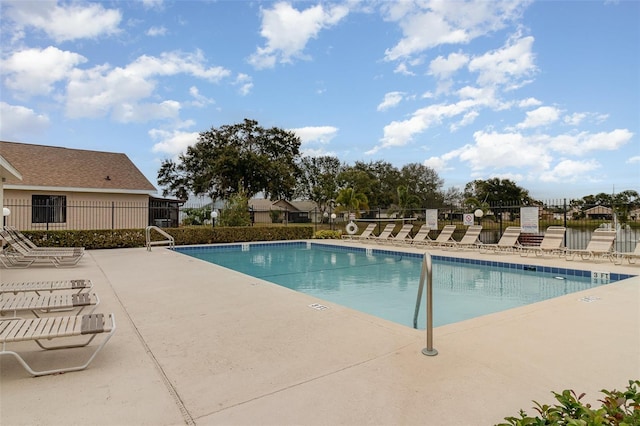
[1,0,638,199]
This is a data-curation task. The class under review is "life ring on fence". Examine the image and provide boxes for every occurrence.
[345,221,358,235]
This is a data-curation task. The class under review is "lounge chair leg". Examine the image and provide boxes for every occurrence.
[1,315,116,377]
[2,335,111,377]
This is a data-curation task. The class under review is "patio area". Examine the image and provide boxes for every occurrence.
[1,241,638,425]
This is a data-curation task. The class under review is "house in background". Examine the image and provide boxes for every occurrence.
[584,205,613,220]
[0,141,157,230]
[248,199,319,224]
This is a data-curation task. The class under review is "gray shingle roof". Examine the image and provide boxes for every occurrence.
[0,141,156,193]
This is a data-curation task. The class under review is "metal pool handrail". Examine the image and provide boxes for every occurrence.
[145,226,175,251]
[413,252,438,356]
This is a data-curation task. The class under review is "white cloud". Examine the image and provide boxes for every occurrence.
[0,102,50,139]
[518,97,542,108]
[126,50,230,82]
[468,33,537,89]
[234,74,253,96]
[146,26,167,37]
[393,62,415,76]
[428,52,470,95]
[150,128,199,156]
[516,106,562,129]
[371,98,487,153]
[377,92,405,111]
[450,110,479,131]
[563,112,587,126]
[423,156,450,173]
[65,50,231,121]
[5,1,121,42]
[418,126,633,187]
[248,2,349,69]
[142,0,164,10]
[456,85,495,101]
[627,156,640,164]
[370,33,538,155]
[539,159,601,183]
[188,86,215,107]
[113,100,182,123]
[1,46,87,96]
[490,172,525,182]
[290,126,338,144]
[457,130,552,172]
[548,129,633,155]
[563,112,610,126]
[581,129,634,151]
[428,52,469,79]
[382,0,531,61]
[301,147,337,157]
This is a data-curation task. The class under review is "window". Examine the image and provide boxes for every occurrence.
[32,195,67,223]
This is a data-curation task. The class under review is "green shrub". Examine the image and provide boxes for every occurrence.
[22,226,314,249]
[314,230,342,239]
[498,380,640,426]
[269,210,283,223]
[218,189,251,226]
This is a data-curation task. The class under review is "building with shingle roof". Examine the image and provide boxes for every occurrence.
[247,199,320,224]
[584,205,613,220]
[0,141,157,230]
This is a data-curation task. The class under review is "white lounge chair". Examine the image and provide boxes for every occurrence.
[520,226,566,257]
[0,230,83,268]
[1,292,99,318]
[342,223,376,240]
[565,228,617,261]
[3,226,84,254]
[387,224,414,245]
[478,227,523,253]
[0,279,93,295]
[421,225,457,247]
[409,224,432,245]
[369,223,396,243]
[441,225,483,250]
[614,243,640,265]
[0,313,116,376]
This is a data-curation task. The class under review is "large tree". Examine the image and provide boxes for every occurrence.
[399,163,444,207]
[335,187,369,216]
[158,119,301,200]
[338,161,400,209]
[388,185,421,218]
[294,155,343,214]
[442,186,464,209]
[463,178,534,206]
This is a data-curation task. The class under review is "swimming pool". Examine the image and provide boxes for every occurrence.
[175,242,634,328]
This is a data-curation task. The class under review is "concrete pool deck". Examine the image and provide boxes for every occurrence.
[1,241,638,425]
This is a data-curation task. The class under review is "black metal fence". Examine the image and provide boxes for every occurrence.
[3,199,638,251]
[4,199,150,231]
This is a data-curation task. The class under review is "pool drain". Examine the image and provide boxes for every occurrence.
[308,303,329,311]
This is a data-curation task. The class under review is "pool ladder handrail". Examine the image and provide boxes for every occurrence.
[413,252,438,356]
[145,226,175,251]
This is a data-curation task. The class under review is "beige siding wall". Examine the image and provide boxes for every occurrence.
[4,189,149,230]
[253,211,272,224]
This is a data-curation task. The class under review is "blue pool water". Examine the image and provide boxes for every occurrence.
[175,242,634,328]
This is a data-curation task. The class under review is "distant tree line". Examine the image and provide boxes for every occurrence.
[157,119,639,220]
